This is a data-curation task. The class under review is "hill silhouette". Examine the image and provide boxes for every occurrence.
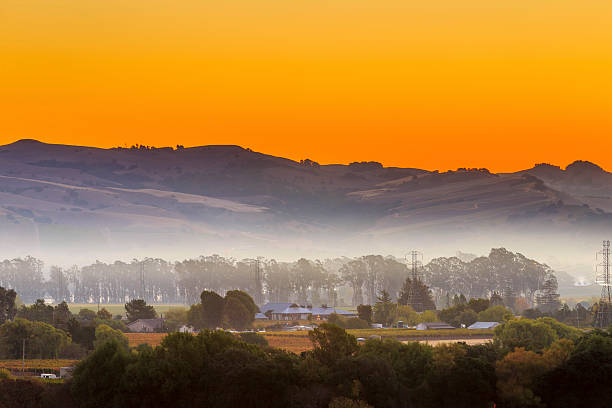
[0,140,610,269]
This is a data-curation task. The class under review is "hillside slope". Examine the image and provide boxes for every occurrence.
[0,140,610,267]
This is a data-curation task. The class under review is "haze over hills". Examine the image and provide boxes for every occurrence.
[0,139,609,286]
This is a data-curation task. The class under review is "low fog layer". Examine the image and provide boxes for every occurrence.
[0,140,610,294]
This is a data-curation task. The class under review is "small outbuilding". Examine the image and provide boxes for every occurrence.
[467,321,500,330]
[127,318,165,333]
[416,322,455,330]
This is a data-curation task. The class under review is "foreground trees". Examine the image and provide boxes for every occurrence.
[0,318,70,359]
[0,313,608,408]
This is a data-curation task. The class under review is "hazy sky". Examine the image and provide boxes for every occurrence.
[1,0,611,171]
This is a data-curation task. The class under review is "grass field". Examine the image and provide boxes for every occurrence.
[346,328,494,339]
[125,333,167,347]
[0,359,78,376]
[65,303,187,316]
[125,328,494,353]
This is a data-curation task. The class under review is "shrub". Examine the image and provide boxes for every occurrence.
[0,368,11,380]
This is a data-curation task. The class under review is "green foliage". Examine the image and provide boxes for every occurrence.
[496,348,550,408]
[67,318,96,350]
[359,338,434,389]
[71,330,300,408]
[538,330,612,408]
[477,305,512,322]
[0,368,11,380]
[308,323,359,366]
[394,305,419,326]
[96,308,112,320]
[0,286,17,324]
[93,324,129,352]
[16,299,54,324]
[163,307,188,331]
[439,304,479,328]
[53,302,72,331]
[535,317,581,341]
[373,290,396,326]
[328,313,370,329]
[77,309,97,321]
[356,304,372,323]
[94,318,127,332]
[124,299,157,322]
[494,318,558,352]
[397,278,436,312]
[467,298,490,313]
[59,342,88,359]
[225,290,258,316]
[187,303,205,330]
[71,340,133,408]
[222,296,252,330]
[200,290,225,329]
[0,318,70,359]
[425,343,496,408]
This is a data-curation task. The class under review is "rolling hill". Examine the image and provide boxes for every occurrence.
[0,139,610,274]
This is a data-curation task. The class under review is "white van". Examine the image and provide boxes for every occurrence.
[40,373,57,379]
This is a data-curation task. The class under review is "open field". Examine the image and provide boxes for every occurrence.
[125,333,167,347]
[125,328,494,353]
[64,303,187,316]
[346,328,494,339]
[409,338,492,346]
[261,333,313,353]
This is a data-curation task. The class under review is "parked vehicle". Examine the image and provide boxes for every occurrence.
[40,373,57,379]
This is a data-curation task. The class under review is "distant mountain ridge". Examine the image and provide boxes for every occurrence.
[0,139,611,265]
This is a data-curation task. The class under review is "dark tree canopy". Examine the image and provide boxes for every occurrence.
[0,287,17,324]
[398,278,436,312]
[200,290,225,329]
[125,299,157,322]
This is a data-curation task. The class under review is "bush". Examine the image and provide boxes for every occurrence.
[328,314,370,329]
[494,319,558,352]
[94,318,127,332]
[478,305,512,323]
[93,324,129,352]
[0,368,11,380]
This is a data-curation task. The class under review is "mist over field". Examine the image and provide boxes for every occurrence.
[0,139,609,295]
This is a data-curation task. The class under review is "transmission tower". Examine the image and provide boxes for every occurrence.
[406,251,423,312]
[253,258,264,306]
[595,240,612,328]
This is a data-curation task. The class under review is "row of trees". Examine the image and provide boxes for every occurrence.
[0,248,558,308]
[3,318,607,408]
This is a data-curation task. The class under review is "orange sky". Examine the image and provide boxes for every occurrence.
[1,0,611,171]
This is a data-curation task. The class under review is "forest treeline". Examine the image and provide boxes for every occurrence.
[0,248,556,308]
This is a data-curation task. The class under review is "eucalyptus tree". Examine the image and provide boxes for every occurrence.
[339,258,367,306]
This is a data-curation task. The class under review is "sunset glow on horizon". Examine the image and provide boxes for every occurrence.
[2,0,611,172]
